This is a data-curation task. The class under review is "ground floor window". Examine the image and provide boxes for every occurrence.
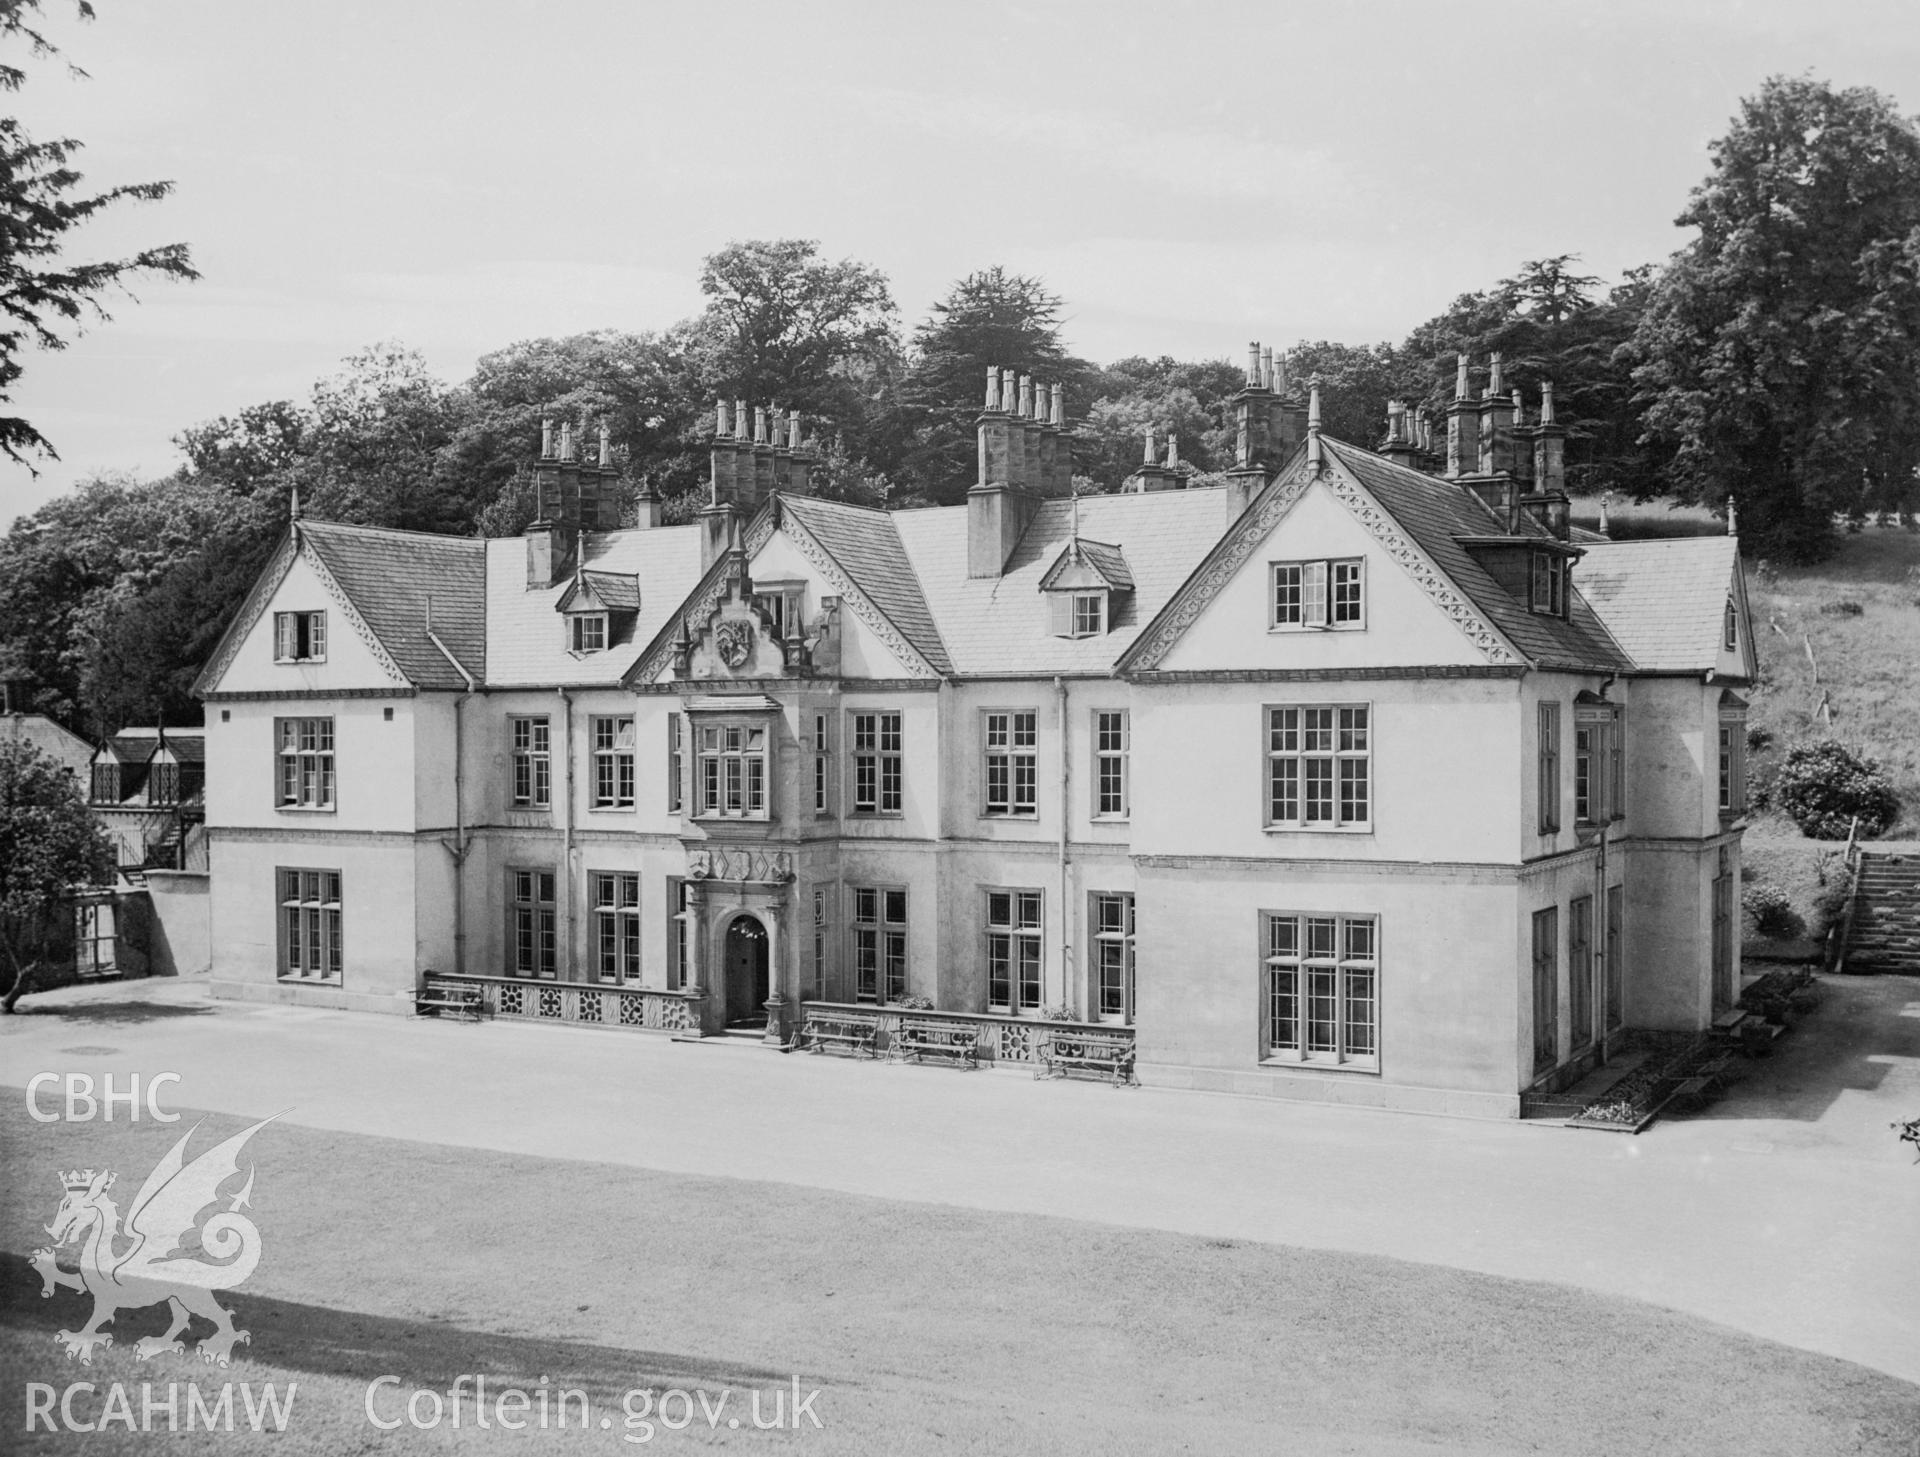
[987,889,1043,1013]
[1091,892,1134,1023]
[1569,895,1593,1053]
[279,868,342,981]
[852,886,907,1003]
[810,886,832,998]
[592,872,640,982]
[1263,913,1376,1068]
[512,868,557,980]
[1531,906,1558,1075]
[1605,885,1624,1031]
[666,877,689,991]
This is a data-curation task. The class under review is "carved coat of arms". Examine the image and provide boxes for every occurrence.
[714,621,753,669]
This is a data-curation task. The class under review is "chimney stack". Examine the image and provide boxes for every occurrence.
[969,362,1061,576]
[1446,354,1479,478]
[1382,398,1421,470]
[1477,352,1517,476]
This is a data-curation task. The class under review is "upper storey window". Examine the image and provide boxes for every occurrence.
[569,613,608,654]
[1271,560,1364,631]
[274,611,326,663]
[1530,553,1568,618]
[1724,599,1739,652]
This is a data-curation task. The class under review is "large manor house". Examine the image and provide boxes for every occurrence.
[194,350,1754,1118]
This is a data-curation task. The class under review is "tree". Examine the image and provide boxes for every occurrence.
[0,737,112,1011]
[1632,76,1920,558]
[1075,355,1241,489]
[900,267,1091,502]
[1284,340,1412,451]
[1,0,199,467]
[1398,257,1654,498]
[686,239,897,416]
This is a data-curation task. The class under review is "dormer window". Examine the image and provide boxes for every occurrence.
[1530,553,1568,617]
[556,570,638,654]
[569,613,608,653]
[1271,559,1364,630]
[274,611,326,662]
[1040,534,1132,641]
[1050,589,1107,639]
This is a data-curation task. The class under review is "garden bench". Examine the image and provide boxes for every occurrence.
[1667,1075,1716,1112]
[1037,1027,1136,1087]
[892,1016,979,1069]
[416,976,485,1022]
[795,1008,880,1059]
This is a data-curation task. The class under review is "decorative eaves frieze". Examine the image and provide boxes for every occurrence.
[778,511,940,680]
[1321,468,1521,667]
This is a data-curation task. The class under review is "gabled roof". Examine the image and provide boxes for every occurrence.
[100,727,205,765]
[1571,536,1745,674]
[1319,439,1633,674]
[297,520,487,689]
[1,714,93,773]
[1040,538,1135,593]
[779,496,952,675]
[557,569,641,614]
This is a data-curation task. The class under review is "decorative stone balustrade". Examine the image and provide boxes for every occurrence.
[797,1001,1130,1066]
[429,973,700,1034]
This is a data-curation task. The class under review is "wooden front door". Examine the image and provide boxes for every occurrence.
[723,916,769,1025]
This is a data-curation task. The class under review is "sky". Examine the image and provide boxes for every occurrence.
[5,0,1918,528]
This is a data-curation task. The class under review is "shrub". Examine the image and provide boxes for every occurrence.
[1040,1002,1081,1023]
[1811,880,1852,935]
[1817,600,1864,617]
[895,994,934,1011]
[1773,740,1901,840]
[1745,724,1774,753]
[1742,885,1803,940]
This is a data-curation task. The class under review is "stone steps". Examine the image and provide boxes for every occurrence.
[1844,852,1920,972]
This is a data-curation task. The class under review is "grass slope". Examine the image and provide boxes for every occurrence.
[4,1106,1915,1455]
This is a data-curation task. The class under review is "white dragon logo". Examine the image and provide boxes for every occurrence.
[29,1116,275,1366]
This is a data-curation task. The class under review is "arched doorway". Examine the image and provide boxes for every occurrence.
[722,914,770,1027]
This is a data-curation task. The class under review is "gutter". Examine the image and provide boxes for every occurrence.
[1055,675,1071,1014]
[558,687,576,983]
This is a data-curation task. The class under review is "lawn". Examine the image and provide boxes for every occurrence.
[4,1104,1915,1455]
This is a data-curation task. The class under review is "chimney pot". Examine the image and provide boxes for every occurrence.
[734,399,749,441]
[1050,382,1063,426]
[1488,351,1504,397]
[1247,341,1261,387]
[1540,381,1557,425]
[559,420,574,461]
[598,419,611,468]
[1144,425,1156,464]
[986,366,1000,411]
[1455,353,1470,401]
[1166,433,1179,468]
[716,400,731,436]
[541,418,554,458]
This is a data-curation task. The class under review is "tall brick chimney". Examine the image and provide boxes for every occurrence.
[1476,352,1517,476]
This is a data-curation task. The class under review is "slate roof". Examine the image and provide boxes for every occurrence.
[299,520,488,688]
[485,525,704,687]
[0,714,92,775]
[1040,537,1136,593]
[1571,536,1741,673]
[779,496,952,674]
[558,569,642,613]
[105,727,206,764]
[1321,438,1634,674]
[895,490,1233,676]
